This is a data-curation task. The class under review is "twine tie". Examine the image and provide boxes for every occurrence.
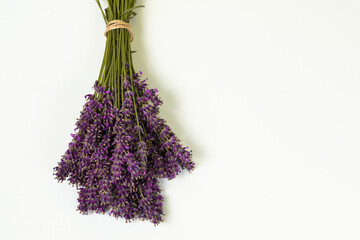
[104,20,134,42]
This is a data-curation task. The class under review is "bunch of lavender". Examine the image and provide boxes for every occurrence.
[53,0,194,225]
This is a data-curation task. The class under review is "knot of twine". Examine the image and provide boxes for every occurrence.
[104,20,134,42]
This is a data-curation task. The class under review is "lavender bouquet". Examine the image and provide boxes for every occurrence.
[53,0,194,225]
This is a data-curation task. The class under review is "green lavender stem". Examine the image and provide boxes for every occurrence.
[96,0,143,140]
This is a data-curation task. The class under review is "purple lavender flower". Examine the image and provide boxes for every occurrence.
[54,72,194,225]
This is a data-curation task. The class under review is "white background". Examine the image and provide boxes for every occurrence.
[1,0,360,239]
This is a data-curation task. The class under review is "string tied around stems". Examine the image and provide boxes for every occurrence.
[104,20,134,42]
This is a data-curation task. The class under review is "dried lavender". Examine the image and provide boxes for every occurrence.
[53,0,194,225]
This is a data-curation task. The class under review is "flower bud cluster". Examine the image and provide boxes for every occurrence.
[54,72,194,225]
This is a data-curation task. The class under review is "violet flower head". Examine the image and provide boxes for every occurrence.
[54,71,194,225]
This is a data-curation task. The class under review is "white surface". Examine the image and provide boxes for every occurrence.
[1,0,360,239]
